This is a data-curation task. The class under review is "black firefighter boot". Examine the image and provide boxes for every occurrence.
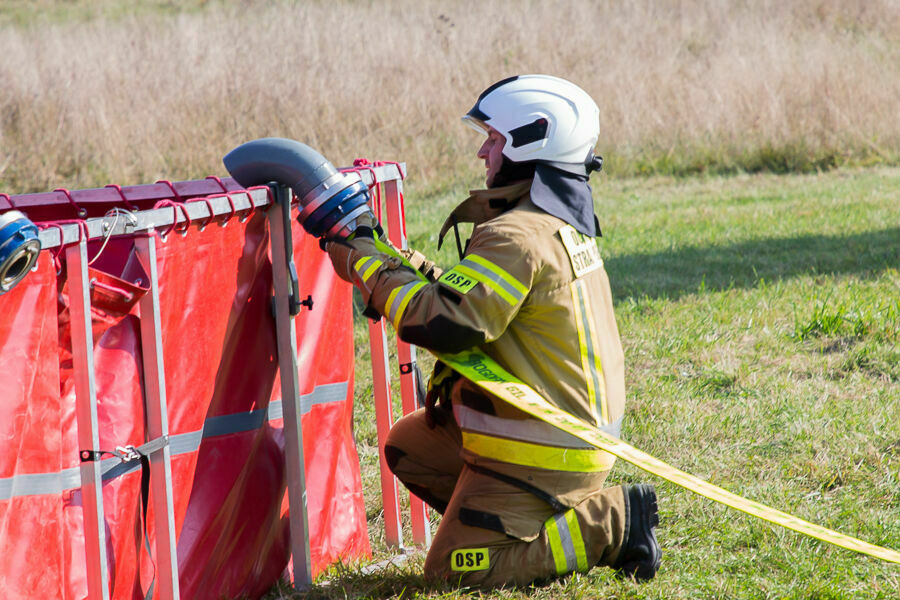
[613,484,661,580]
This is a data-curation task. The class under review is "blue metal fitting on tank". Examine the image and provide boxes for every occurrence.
[0,210,42,295]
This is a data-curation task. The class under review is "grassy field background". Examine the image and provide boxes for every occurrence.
[1,1,898,598]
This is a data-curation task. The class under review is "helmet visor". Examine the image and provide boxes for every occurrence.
[461,114,489,135]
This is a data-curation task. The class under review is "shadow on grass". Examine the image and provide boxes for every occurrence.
[272,563,571,600]
[606,226,900,302]
[293,577,570,600]
[274,571,441,600]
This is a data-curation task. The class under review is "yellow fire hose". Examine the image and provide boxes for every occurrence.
[438,349,900,564]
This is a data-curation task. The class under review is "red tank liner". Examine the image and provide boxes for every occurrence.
[0,177,370,599]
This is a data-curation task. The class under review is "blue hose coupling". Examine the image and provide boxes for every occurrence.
[297,172,372,239]
[0,210,41,295]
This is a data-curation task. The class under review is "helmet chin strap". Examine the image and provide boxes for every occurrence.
[587,153,603,174]
[489,155,536,188]
[489,151,602,188]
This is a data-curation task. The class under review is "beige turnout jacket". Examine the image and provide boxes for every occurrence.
[346,180,626,512]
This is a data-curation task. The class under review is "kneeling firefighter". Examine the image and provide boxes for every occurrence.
[326,74,661,587]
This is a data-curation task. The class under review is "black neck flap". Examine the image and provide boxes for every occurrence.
[530,163,599,237]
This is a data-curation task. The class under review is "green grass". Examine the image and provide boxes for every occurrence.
[267,166,900,599]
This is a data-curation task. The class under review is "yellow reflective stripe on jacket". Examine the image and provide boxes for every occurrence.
[545,509,589,574]
[386,281,427,329]
[446,254,528,306]
[449,263,520,306]
[570,279,609,426]
[466,254,528,295]
[362,259,383,283]
[353,256,383,284]
[460,431,616,472]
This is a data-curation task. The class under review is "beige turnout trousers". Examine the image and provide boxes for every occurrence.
[385,401,628,588]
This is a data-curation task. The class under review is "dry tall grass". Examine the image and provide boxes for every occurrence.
[0,0,897,193]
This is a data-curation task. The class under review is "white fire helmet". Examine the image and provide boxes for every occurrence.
[463,74,600,167]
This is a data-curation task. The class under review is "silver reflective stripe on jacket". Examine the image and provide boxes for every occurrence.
[454,404,622,448]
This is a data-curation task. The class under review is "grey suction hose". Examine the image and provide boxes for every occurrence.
[223,137,374,240]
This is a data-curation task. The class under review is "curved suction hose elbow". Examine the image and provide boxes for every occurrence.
[223,137,373,240]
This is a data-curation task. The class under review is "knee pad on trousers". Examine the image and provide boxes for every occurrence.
[384,444,449,513]
[384,444,405,474]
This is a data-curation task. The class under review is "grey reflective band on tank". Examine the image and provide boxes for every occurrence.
[454,404,622,448]
[459,258,526,303]
[551,510,581,573]
[0,381,348,500]
[0,470,82,499]
[266,381,348,420]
